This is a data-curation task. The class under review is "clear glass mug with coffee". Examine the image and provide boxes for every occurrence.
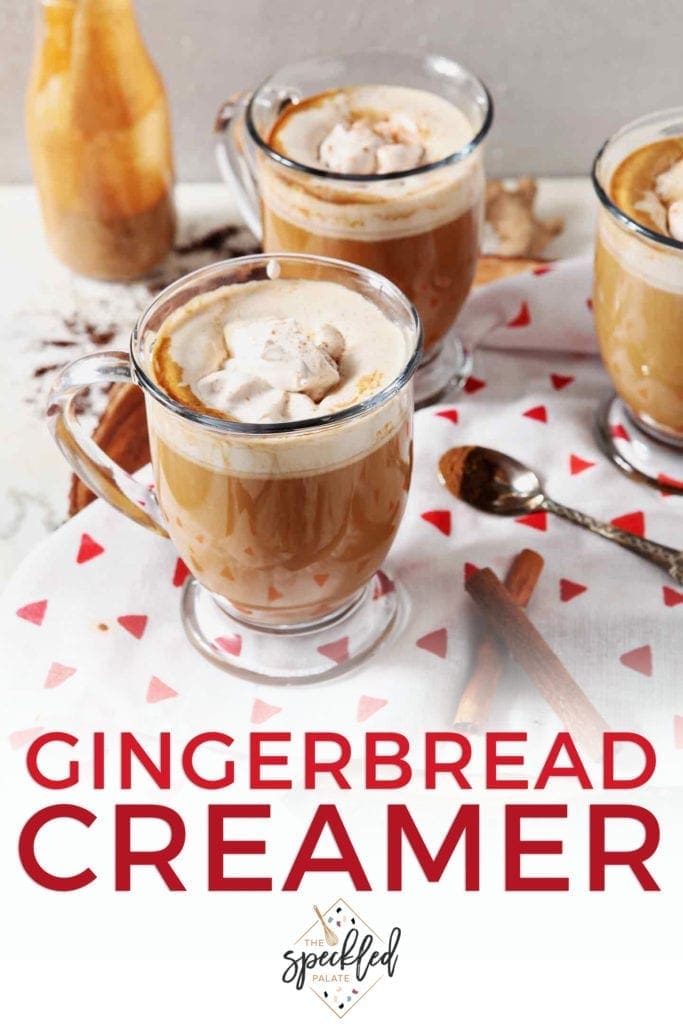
[215,51,492,406]
[592,108,683,493]
[47,254,422,683]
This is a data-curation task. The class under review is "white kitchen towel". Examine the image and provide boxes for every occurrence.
[1,259,681,779]
[458,255,597,355]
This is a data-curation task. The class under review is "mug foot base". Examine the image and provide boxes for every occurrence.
[414,331,472,408]
[181,570,407,684]
[595,394,683,495]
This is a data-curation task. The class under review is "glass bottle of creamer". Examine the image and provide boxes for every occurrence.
[26,0,175,280]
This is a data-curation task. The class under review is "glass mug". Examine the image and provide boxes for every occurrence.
[215,50,492,406]
[592,108,683,494]
[47,254,422,683]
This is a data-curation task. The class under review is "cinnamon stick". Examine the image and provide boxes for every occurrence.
[454,549,544,730]
[465,567,609,761]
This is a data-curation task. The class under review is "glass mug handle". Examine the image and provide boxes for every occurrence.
[46,351,169,538]
[214,92,263,241]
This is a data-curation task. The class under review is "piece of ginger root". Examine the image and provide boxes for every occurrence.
[485,178,564,258]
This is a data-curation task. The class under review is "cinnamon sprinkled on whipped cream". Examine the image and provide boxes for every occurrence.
[151,278,409,423]
[269,85,474,175]
[319,113,425,174]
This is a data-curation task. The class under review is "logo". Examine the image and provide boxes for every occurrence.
[281,898,400,1018]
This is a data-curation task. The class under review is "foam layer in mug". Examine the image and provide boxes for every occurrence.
[600,136,683,293]
[270,85,473,169]
[262,84,484,240]
[610,136,683,238]
[146,275,414,477]
[598,208,683,293]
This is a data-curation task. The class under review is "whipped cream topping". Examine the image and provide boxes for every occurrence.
[319,113,425,175]
[152,278,409,424]
[656,158,683,241]
[270,85,474,174]
[668,199,683,242]
[634,157,683,240]
[655,158,683,205]
[194,317,345,421]
[634,191,669,234]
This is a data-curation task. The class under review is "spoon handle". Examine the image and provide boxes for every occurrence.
[543,498,683,584]
[313,904,326,926]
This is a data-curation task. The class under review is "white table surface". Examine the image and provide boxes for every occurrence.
[0,178,596,585]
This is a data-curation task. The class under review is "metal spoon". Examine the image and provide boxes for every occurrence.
[439,445,683,585]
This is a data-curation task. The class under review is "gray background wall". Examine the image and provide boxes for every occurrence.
[2,0,679,182]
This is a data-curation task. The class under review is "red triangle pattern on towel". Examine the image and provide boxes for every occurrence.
[436,409,459,424]
[463,376,486,394]
[560,578,587,602]
[619,644,653,677]
[464,562,479,584]
[674,715,683,749]
[507,301,531,328]
[523,405,547,423]
[357,696,388,723]
[421,509,452,536]
[373,569,395,599]
[658,473,683,496]
[663,586,683,608]
[551,373,574,390]
[9,727,44,751]
[533,265,552,275]
[317,637,350,665]
[214,634,242,657]
[515,510,547,531]
[611,511,645,537]
[146,676,178,702]
[16,599,47,626]
[416,628,448,659]
[44,662,76,689]
[569,454,595,475]
[251,698,282,724]
[117,614,148,639]
[77,533,104,564]
[173,558,191,587]
[610,423,630,442]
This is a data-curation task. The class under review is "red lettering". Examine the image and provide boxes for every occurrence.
[387,804,479,890]
[486,733,528,789]
[425,732,472,788]
[19,804,96,890]
[26,732,78,789]
[121,732,170,789]
[250,733,292,789]
[603,733,656,789]
[283,804,370,890]
[115,805,186,891]
[208,804,271,891]
[505,804,568,891]
[535,733,591,789]
[304,733,351,789]
[589,805,660,891]
[93,732,105,789]
[366,733,412,789]
[182,732,234,789]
